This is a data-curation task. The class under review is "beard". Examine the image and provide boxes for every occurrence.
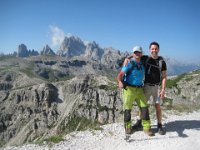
[135,55,141,59]
[151,52,158,57]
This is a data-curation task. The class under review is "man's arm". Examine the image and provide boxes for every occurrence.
[123,55,133,66]
[117,71,125,89]
[123,54,146,66]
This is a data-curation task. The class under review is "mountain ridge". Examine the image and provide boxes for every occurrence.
[2,35,199,76]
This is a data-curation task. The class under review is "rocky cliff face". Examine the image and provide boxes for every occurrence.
[0,68,122,146]
[165,70,200,107]
[85,41,104,60]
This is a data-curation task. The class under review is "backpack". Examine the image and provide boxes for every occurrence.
[122,60,143,88]
[145,56,164,82]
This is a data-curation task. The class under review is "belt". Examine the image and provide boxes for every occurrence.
[145,83,160,86]
[127,84,143,88]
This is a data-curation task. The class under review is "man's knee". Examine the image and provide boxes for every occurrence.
[141,107,150,120]
[124,109,131,122]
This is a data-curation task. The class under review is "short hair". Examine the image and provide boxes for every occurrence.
[149,41,159,49]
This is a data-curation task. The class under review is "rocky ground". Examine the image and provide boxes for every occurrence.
[3,110,200,150]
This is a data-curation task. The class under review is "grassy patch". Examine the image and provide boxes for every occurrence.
[166,73,186,88]
[0,140,6,147]
[44,135,64,143]
[59,116,102,134]
[35,135,64,147]
[20,62,36,78]
[0,55,15,61]
[185,76,193,82]
[192,69,200,74]
[20,68,36,78]
[0,66,14,72]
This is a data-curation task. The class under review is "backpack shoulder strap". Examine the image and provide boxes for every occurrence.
[126,60,136,76]
[129,60,136,67]
[158,56,164,72]
[158,56,165,82]
[145,56,151,68]
[129,60,143,73]
[158,56,164,60]
[145,56,151,74]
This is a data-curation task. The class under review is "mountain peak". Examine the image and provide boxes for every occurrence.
[17,44,39,57]
[40,45,55,56]
[57,35,86,57]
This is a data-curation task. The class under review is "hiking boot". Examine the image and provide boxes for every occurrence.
[125,128,133,135]
[132,119,142,131]
[144,129,155,136]
[157,123,166,135]
[158,127,166,135]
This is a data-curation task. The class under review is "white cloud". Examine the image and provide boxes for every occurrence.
[49,25,65,47]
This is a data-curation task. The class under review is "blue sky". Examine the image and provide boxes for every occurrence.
[0,0,200,62]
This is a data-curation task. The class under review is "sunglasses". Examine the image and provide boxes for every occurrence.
[134,51,142,54]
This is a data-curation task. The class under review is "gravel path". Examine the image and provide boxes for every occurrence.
[3,111,200,150]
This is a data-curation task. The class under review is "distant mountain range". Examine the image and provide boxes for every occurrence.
[2,35,200,76]
[164,56,200,76]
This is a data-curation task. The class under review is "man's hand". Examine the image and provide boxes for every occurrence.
[159,89,165,99]
[123,58,130,66]
[123,54,135,66]
[118,81,124,89]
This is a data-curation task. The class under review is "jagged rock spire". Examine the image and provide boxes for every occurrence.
[40,45,55,56]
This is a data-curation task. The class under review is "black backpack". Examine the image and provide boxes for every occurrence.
[145,56,164,82]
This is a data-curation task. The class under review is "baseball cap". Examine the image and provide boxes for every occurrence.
[132,46,143,53]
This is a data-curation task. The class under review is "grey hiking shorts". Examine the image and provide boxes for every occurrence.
[144,84,161,105]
